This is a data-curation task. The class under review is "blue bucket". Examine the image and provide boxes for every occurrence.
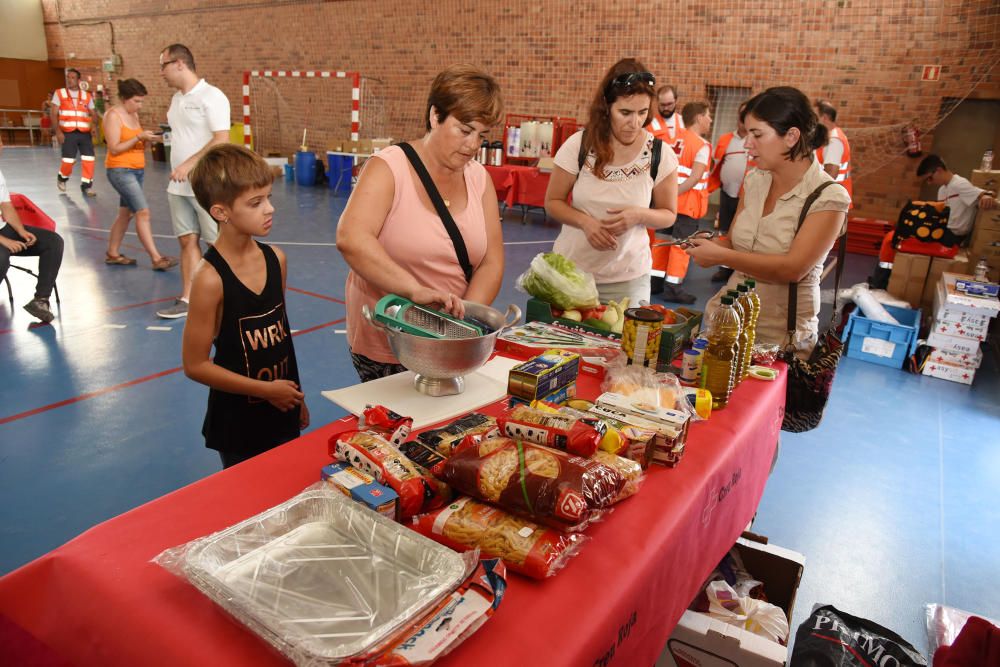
[295,151,317,187]
[327,152,354,195]
[283,164,294,182]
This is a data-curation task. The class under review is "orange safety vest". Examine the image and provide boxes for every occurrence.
[56,88,94,133]
[707,131,756,194]
[675,128,711,219]
[816,126,852,199]
[647,112,685,146]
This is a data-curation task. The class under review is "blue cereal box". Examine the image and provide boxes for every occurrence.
[507,349,580,402]
[321,463,399,520]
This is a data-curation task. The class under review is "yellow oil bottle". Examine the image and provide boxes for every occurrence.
[736,283,755,380]
[726,289,748,388]
[742,279,762,377]
[701,295,741,409]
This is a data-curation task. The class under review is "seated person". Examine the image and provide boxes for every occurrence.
[0,137,64,324]
[916,154,996,245]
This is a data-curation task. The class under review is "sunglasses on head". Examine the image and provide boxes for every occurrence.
[605,72,655,100]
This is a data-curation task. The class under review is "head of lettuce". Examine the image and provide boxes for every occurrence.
[516,252,600,311]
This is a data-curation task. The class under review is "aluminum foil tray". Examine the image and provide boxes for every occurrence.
[178,486,467,664]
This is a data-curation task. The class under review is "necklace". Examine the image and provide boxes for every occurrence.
[443,198,450,208]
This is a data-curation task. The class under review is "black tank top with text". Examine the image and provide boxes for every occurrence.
[201,242,301,455]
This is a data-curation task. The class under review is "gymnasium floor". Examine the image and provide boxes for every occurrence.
[1,144,998,657]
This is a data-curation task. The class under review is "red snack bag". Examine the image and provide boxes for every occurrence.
[441,437,624,529]
[331,431,428,518]
[411,497,587,579]
[497,404,603,457]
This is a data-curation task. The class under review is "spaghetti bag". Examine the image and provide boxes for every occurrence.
[416,413,498,457]
[441,437,624,528]
[332,431,428,518]
[498,405,603,457]
[412,496,587,579]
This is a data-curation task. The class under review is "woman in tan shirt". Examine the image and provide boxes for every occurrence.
[687,87,850,358]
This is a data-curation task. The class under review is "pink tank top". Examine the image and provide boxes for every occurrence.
[345,145,489,363]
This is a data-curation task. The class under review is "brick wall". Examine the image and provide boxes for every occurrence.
[42,0,1000,220]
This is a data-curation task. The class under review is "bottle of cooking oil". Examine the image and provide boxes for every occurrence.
[726,289,748,387]
[743,279,762,376]
[701,295,741,409]
[736,283,756,380]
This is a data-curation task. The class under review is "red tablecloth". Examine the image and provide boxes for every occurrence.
[484,164,551,208]
[0,367,785,667]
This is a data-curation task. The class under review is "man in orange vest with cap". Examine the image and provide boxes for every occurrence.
[815,100,852,205]
[647,85,685,149]
[50,69,99,197]
[651,101,711,304]
[706,101,754,282]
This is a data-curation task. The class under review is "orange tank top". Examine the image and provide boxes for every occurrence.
[105,112,146,169]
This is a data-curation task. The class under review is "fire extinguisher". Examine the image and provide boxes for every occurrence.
[903,125,922,158]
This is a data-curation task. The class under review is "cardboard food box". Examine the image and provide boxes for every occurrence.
[973,207,1000,234]
[926,331,982,356]
[507,349,580,402]
[657,536,805,667]
[922,358,976,385]
[933,281,995,327]
[930,317,988,342]
[887,251,931,307]
[939,272,1000,315]
[970,226,1000,255]
[321,463,399,520]
[928,346,983,370]
[921,252,969,309]
[969,169,1000,191]
[508,381,577,408]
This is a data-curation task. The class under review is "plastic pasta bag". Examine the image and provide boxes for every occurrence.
[411,496,587,579]
[498,404,604,457]
[516,252,600,311]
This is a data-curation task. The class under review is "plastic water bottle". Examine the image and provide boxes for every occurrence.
[974,258,990,282]
[701,296,741,410]
[983,150,994,171]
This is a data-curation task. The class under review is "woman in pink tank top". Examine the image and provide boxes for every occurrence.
[337,65,505,381]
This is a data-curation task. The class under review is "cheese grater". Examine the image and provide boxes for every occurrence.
[373,294,484,339]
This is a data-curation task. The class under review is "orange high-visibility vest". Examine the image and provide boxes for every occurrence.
[647,113,685,146]
[675,128,710,219]
[816,126,852,199]
[56,88,94,133]
[707,131,756,194]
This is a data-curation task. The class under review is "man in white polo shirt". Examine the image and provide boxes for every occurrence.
[156,43,231,319]
[917,154,997,245]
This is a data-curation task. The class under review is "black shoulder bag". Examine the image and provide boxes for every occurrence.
[781,181,848,433]
[398,142,474,284]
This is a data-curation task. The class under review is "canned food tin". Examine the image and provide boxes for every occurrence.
[621,307,663,368]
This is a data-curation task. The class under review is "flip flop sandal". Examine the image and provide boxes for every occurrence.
[105,254,137,266]
[152,256,179,271]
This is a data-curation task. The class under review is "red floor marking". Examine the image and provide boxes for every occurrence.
[0,318,346,425]
[0,367,183,426]
[106,296,177,312]
[287,286,346,304]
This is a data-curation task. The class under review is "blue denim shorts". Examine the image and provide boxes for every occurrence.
[106,168,148,212]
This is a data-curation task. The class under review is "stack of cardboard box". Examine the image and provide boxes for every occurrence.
[923,272,1000,384]
[887,250,969,310]
[968,169,1000,283]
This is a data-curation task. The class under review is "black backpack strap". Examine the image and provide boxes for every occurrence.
[576,129,588,173]
[398,142,474,284]
[786,181,840,345]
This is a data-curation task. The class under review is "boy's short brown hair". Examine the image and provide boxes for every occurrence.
[191,144,273,221]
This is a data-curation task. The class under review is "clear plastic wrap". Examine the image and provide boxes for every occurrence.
[441,436,625,530]
[415,413,498,457]
[751,343,781,366]
[497,404,604,457]
[331,430,435,518]
[705,580,789,644]
[154,483,485,666]
[411,496,588,579]
[925,603,1000,660]
[591,450,644,502]
[516,252,600,310]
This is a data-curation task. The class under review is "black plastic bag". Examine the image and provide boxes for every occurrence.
[790,605,926,666]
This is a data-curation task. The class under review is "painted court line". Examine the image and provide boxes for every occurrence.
[107,296,177,313]
[102,324,128,329]
[287,286,346,304]
[64,224,338,247]
[0,318,345,426]
[146,326,173,331]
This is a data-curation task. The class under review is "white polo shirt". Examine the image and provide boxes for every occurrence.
[938,174,984,236]
[166,79,231,197]
[718,133,748,198]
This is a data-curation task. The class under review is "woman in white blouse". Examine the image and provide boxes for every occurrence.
[544,58,678,305]
[686,87,850,358]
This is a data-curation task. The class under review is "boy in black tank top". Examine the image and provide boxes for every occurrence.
[182,145,309,468]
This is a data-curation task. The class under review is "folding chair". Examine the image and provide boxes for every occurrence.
[2,193,61,308]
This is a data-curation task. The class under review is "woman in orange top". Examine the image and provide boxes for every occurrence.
[103,79,177,269]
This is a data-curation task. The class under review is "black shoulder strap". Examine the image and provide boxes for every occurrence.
[398,142,474,284]
[786,181,843,341]
[651,137,662,182]
[577,129,588,173]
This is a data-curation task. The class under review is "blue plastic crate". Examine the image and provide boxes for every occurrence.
[844,304,921,369]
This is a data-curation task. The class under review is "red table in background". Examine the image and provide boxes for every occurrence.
[0,365,785,667]
[484,164,552,222]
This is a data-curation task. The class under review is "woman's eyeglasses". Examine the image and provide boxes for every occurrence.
[605,72,655,100]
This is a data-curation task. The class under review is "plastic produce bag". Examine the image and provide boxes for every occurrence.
[705,580,789,644]
[925,603,1000,661]
[516,252,600,310]
[791,604,927,666]
[851,284,901,325]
